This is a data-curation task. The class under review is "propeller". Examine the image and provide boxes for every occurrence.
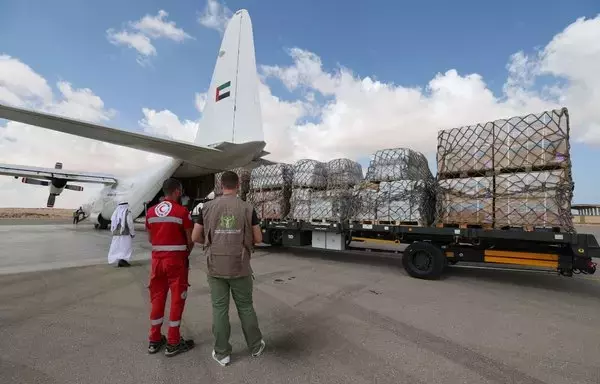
[47,194,56,208]
[20,162,84,208]
[22,178,49,186]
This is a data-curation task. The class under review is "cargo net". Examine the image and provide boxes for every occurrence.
[288,158,362,222]
[214,167,251,200]
[310,159,362,222]
[289,159,327,221]
[306,189,361,223]
[247,164,293,220]
[494,170,573,230]
[436,177,494,227]
[353,148,436,226]
[326,158,363,189]
[292,159,328,189]
[437,108,570,177]
[436,108,574,231]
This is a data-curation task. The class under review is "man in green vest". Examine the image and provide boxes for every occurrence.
[192,171,265,366]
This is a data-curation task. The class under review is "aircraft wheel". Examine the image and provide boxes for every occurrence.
[97,214,110,230]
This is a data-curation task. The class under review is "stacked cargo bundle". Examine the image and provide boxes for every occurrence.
[326,158,363,189]
[436,107,574,231]
[247,163,293,220]
[289,159,328,221]
[214,167,252,200]
[353,148,435,225]
[308,158,363,222]
[352,181,379,222]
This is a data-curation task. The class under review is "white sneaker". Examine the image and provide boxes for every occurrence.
[252,339,266,357]
[212,350,230,366]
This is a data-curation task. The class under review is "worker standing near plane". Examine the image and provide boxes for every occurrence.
[145,178,195,357]
[191,171,265,366]
[107,202,134,267]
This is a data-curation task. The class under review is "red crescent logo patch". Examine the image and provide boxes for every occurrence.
[155,201,172,217]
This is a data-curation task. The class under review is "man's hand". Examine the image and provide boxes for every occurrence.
[185,228,195,252]
[252,224,262,245]
[191,223,205,244]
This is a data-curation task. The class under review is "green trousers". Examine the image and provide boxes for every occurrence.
[207,275,263,358]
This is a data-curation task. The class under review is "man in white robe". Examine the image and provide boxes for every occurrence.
[108,202,135,267]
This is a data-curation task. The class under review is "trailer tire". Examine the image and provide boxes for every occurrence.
[402,242,445,280]
[345,233,352,248]
[270,229,283,246]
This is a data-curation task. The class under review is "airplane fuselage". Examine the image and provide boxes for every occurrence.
[83,140,265,227]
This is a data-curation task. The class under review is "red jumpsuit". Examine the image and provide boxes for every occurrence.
[145,198,193,345]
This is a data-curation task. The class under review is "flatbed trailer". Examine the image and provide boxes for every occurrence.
[259,220,599,279]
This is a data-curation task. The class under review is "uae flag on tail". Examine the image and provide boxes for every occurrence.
[215,81,231,102]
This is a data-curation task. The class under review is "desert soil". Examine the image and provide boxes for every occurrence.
[0,208,74,219]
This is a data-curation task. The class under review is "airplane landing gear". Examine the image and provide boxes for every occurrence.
[95,214,110,230]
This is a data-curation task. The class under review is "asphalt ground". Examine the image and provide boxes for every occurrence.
[0,221,599,383]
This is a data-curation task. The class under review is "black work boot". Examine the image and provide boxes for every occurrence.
[165,338,195,357]
[148,335,166,354]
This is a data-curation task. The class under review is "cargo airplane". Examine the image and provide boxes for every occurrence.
[0,9,271,229]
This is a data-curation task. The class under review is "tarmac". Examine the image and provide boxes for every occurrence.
[1,220,599,384]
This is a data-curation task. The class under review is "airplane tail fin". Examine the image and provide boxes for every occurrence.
[195,9,264,147]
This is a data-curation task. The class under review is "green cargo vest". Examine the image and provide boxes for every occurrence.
[202,194,254,278]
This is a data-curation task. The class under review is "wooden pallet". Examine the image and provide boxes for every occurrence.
[310,218,339,224]
[496,225,563,233]
[249,186,288,192]
[436,223,563,232]
[375,220,420,226]
[436,222,494,230]
[355,219,375,225]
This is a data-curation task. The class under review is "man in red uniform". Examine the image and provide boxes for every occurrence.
[145,178,195,357]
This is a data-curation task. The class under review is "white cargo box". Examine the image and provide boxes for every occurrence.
[311,231,345,251]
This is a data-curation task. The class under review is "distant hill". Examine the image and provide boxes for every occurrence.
[0,208,73,219]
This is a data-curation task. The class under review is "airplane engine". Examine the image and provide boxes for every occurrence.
[89,211,111,230]
[21,162,84,207]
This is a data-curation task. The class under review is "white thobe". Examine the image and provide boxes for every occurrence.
[107,205,135,264]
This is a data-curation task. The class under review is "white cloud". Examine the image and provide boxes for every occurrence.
[2,14,600,208]
[258,15,600,163]
[0,57,176,208]
[107,9,191,64]
[198,0,233,33]
[132,9,192,42]
[106,30,156,58]
[0,55,53,107]
[138,108,198,142]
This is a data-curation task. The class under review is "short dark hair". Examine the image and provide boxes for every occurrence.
[162,178,182,196]
[221,171,239,190]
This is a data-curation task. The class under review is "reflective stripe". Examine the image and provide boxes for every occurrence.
[151,317,163,326]
[152,245,188,251]
[169,320,181,327]
[147,216,183,224]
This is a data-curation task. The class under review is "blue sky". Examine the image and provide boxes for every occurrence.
[0,0,599,205]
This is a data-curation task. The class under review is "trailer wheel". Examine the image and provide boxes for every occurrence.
[402,242,445,280]
[270,229,283,246]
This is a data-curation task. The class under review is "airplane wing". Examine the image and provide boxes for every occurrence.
[0,103,222,163]
[0,163,118,184]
